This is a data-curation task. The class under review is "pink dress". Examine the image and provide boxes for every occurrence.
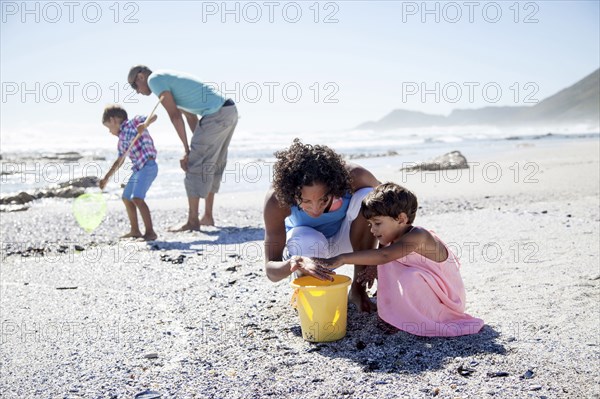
[377,230,484,337]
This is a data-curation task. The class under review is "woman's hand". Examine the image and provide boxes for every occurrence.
[289,256,336,281]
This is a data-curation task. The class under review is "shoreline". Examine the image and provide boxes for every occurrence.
[1,137,599,398]
[2,133,599,201]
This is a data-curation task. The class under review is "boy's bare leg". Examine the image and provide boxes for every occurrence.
[169,196,201,232]
[199,192,215,226]
[132,198,157,241]
[122,199,142,238]
[349,212,378,312]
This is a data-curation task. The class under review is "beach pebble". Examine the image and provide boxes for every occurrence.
[457,365,476,376]
[487,371,509,378]
[363,360,380,372]
[528,384,542,391]
[143,353,158,359]
[521,369,535,379]
[134,391,162,399]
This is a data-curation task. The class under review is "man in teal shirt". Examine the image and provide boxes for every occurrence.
[128,65,238,230]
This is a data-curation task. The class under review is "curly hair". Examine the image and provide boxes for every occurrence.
[272,138,352,207]
[361,182,418,223]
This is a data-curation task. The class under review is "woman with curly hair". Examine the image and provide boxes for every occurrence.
[263,139,380,312]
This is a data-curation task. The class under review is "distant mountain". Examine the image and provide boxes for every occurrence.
[357,69,599,130]
[522,68,599,123]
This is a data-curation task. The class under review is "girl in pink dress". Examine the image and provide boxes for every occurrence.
[316,183,484,337]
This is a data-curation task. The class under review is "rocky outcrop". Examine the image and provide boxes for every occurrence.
[0,176,100,207]
[401,151,469,171]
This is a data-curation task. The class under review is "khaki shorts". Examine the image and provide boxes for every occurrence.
[185,104,238,198]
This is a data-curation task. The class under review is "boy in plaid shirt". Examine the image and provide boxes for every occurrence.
[99,105,158,241]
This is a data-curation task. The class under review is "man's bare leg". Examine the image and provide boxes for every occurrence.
[169,196,201,232]
[199,192,215,226]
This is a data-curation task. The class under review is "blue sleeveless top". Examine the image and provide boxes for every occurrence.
[284,193,352,238]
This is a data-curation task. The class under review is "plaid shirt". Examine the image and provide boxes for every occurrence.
[118,115,157,172]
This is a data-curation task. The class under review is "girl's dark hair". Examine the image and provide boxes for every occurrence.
[361,182,418,223]
[272,138,352,206]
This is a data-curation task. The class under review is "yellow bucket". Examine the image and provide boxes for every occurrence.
[290,275,352,342]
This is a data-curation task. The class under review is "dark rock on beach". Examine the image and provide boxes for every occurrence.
[0,191,35,205]
[0,204,30,213]
[401,150,469,171]
[0,176,99,206]
[57,176,99,189]
[40,151,84,162]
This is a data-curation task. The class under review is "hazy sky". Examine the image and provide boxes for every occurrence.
[1,1,599,151]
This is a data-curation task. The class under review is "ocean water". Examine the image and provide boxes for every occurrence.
[1,127,598,200]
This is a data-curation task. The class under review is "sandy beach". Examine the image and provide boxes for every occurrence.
[1,137,599,398]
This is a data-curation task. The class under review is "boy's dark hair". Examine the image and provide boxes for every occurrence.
[102,105,128,124]
[361,182,418,223]
[272,138,352,207]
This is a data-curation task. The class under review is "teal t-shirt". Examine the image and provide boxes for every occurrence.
[147,70,226,116]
